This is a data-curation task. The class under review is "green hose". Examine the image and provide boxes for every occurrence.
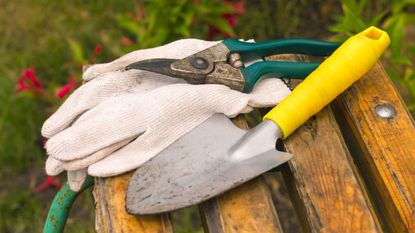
[43,176,94,233]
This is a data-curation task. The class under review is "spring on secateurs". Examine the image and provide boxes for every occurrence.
[229,53,244,68]
[281,78,292,90]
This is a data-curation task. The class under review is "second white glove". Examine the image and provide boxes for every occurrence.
[45,78,290,178]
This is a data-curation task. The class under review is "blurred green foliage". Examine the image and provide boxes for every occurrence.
[236,0,334,39]
[329,0,415,112]
[0,1,135,232]
[0,183,94,233]
[0,0,135,171]
[0,190,44,232]
[0,73,45,171]
[117,0,235,48]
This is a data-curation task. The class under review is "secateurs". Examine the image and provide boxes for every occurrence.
[125,38,340,92]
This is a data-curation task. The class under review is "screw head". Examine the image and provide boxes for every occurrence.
[190,57,209,69]
[375,103,396,119]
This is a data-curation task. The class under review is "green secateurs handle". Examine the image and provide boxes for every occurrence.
[126,38,340,93]
[43,177,94,233]
[223,37,339,58]
[222,38,340,92]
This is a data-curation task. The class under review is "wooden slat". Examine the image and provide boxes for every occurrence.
[199,115,283,233]
[267,54,380,232]
[282,107,381,232]
[333,63,415,232]
[94,173,173,233]
[263,172,302,233]
[200,177,283,233]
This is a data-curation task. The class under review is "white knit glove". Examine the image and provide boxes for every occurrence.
[42,39,220,191]
[43,39,220,138]
[45,79,290,180]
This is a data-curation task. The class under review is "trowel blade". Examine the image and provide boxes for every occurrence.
[126,114,293,215]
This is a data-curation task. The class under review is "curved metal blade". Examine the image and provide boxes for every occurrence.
[125,58,206,84]
[126,114,293,215]
[125,58,178,76]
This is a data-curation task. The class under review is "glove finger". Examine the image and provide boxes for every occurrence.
[67,169,87,192]
[87,112,213,177]
[42,70,139,138]
[83,39,220,81]
[46,95,147,161]
[86,85,233,177]
[87,132,158,177]
[45,157,65,176]
[248,78,291,108]
[60,137,134,171]
[75,72,185,127]
[42,70,183,138]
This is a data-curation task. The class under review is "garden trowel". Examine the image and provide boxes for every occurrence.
[126,26,390,215]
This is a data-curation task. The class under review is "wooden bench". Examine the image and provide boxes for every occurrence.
[92,55,415,233]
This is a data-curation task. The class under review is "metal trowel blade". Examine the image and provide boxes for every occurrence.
[126,114,293,215]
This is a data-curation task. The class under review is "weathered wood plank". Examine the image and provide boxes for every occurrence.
[333,62,415,232]
[199,115,283,233]
[200,177,283,233]
[269,54,381,232]
[264,171,302,233]
[94,173,173,233]
[282,107,381,233]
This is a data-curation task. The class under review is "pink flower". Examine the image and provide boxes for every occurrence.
[56,76,77,99]
[16,66,44,92]
[121,37,134,46]
[233,1,244,14]
[94,44,102,55]
[33,176,62,193]
[207,1,244,40]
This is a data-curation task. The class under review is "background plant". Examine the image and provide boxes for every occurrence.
[0,1,134,232]
[116,0,238,49]
[329,0,415,113]
[236,0,335,39]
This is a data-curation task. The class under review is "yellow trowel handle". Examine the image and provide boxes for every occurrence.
[263,26,390,138]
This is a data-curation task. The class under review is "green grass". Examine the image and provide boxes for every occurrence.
[0,1,136,232]
[0,72,45,171]
[0,0,136,169]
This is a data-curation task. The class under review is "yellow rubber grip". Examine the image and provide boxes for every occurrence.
[263,26,390,138]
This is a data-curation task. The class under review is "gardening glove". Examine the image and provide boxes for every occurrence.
[42,38,220,138]
[44,78,290,180]
[42,39,220,191]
